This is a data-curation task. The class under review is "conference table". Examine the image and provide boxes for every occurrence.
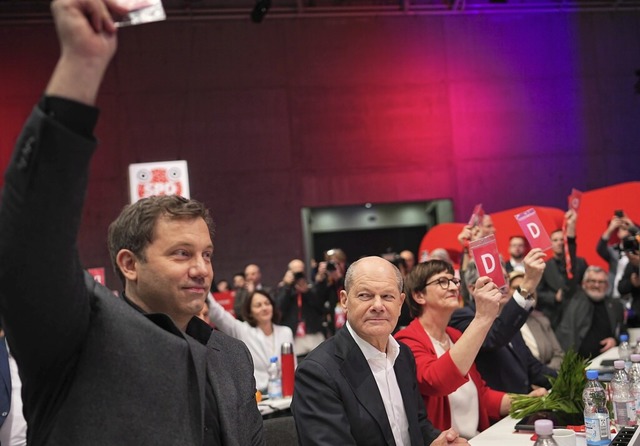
[470,346,623,445]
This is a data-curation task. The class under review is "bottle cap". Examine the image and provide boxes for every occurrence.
[586,369,599,380]
[632,354,640,363]
[270,356,278,363]
[614,360,626,369]
[281,342,293,354]
[621,334,629,342]
[534,419,554,436]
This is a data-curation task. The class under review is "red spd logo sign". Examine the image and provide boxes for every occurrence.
[129,161,190,203]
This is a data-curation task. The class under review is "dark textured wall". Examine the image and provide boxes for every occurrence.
[1,11,639,288]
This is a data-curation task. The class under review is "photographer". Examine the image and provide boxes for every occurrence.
[313,248,348,337]
[618,232,640,327]
[597,210,638,298]
[275,270,325,356]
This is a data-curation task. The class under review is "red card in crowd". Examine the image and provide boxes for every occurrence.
[568,188,583,213]
[468,203,485,227]
[515,208,552,251]
[469,234,506,290]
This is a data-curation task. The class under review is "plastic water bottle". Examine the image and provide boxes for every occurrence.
[533,419,558,446]
[583,369,611,446]
[267,356,282,399]
[611,359,636,428]
[620,334,632,366]
[629,354,640,424]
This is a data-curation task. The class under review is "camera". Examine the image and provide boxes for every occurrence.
[620,234,640,254]
[326,261,337,272]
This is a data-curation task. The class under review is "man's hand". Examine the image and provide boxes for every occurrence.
[603,217,622,240]
[527,387,548,397]
[430,428,469,445]
[520,248,546,292]
[600,337,617,352]
[471,276,502,323]
[457,225,473,248]
[565,209,577,237]
[46,0,128,105]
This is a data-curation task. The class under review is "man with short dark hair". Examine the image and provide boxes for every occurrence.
[505,236,528,274]
[292,256,467,445]
[0,1,264,444]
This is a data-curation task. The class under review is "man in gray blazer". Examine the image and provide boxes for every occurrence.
[292,256,467,445]
[0,0,264,444]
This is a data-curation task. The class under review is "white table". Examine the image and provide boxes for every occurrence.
[470,347,624,445]
[469,415,588,446]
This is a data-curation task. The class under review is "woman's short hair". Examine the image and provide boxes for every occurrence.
[241,290,281,327]
[404,260,454,318]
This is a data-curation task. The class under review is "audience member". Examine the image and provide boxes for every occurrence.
[395,260,512,439]
[232,272,246,291]
[555,266,625,359]
[196,298,211,324]
[314,248,348,337]
[619,249,640,326]
[276,270,326,356]
[208,290,295,392]
[599,212,639,300]
[536,210,588,329]
[292,256,467,445]
[400,250,417,274]
[456,214,496,304]
[214,279,230,293]
[428,248,453,264]
[234,263,273,320]
[509,271,564,371]
[0,321,26,446]
[505,236,528,274]
[449,251,556,394]
[0,2,264,443]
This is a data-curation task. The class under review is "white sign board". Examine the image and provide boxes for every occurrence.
[128,160,190,204]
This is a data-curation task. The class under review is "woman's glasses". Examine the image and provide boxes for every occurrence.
[425,277,461,290]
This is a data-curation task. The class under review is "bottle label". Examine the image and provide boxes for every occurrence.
[613,400,637,426]
[584,415,611,445]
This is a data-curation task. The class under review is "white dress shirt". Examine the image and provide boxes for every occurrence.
[347,322,410,446]
[0,342,27,446]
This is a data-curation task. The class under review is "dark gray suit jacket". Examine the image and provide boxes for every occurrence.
[291,327,440,445]
[0,105,264,445]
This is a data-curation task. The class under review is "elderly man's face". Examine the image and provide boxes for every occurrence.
[340,257,405,352]
[583,271,608,302]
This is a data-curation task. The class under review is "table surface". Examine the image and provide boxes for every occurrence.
[470,346,623,445]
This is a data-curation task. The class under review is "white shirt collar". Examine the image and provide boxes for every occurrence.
[346,321,400,365]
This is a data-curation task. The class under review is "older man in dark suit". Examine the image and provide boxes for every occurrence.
[292,256,467,445]
[0,1,264,444]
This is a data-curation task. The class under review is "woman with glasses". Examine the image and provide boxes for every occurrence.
[395,259,511,439]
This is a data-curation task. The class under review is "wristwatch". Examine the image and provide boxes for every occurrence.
[516,286,535,300]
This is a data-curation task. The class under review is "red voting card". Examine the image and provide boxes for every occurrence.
[515,208,552,251]
[568,188,583,213]
[469,235,506,290]
[468,204,485,227]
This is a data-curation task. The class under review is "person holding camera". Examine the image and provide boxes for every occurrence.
[314,248,348,337]
[276,262,326,356]
[618,230,640,326]
[597,210,638,298]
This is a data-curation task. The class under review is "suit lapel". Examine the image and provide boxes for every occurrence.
[335,329,395,445]
[0,340,11,416]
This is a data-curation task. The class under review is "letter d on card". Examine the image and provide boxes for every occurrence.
[469,235,506,290]
[515,208,552,251]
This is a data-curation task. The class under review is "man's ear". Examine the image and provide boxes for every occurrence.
[116,249,138,281]
[339,289,348,311]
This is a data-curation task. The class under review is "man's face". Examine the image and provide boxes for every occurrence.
[245,264,261,285]
[551,231,564,256]
[480,215,496,237]
[583,271,608,302]
[126,216,213,329]
[509,237,526,260]
[399,250,415,272]
[340,257,404,351]
[233,274,245,289]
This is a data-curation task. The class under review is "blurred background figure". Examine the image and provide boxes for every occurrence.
[505,236,528,274]
[208,290,294,392]
[314,248,348,337]
[509,271,564,371]
[234,264,273,321]
[0,318,27,446]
